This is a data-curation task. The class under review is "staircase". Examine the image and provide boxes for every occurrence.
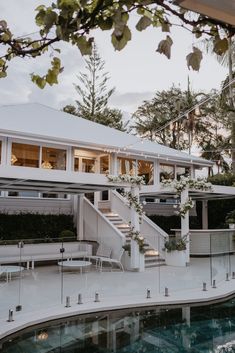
[100,209,165,269]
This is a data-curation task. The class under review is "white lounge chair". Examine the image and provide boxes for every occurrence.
[88,244,112,268]
[98,249,124,272]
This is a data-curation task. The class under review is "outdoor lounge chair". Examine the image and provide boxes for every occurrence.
[88,245,124,271]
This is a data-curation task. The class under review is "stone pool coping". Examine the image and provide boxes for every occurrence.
[1,278,235,341]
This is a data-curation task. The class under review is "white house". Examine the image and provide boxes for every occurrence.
[0,103,234,270]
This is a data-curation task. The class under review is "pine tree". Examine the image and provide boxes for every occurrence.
[63,44,125,131]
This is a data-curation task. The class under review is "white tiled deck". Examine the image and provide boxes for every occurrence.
[0,257,234,339]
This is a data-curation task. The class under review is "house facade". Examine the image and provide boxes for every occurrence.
[1,103,232,270]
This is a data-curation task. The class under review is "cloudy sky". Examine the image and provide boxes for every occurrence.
[0,0,228,114]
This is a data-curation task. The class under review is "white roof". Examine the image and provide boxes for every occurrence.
[0,103,212,167]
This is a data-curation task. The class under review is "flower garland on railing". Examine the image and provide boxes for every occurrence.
[107,174,145,186]
[122,191,145,223]
[215,341,235,353]
[161,176,212,219]
[128,226,146,254]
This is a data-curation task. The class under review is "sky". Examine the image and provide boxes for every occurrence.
[0,0,229,115]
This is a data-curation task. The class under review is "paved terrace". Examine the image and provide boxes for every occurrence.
[0,257,235,340]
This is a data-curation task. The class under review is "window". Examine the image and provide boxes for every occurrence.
[42,147,66,170]
[11,143,40,168]
[0,141,2,164]
[118,157,136,175]
[176,166,190,180]
[42,193,68,199]
[82,158,96,173]
[100,155,109,174]
[138,160,154,185]
[8,191,39,197]
[159,164,174,181]
[74,157,79,172]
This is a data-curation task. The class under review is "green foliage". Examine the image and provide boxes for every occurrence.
[0,1,233,86]
[59,229,76,239]
[208,173,235,186]
[31,57,63,88]
[0,213,76,241]
[163,235,187,252]
[225,210,235,224]
[63,44,126,131]
[123,243,131,256]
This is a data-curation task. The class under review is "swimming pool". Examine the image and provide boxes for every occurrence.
[1,297,235,353]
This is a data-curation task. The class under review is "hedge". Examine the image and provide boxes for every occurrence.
[0,213,76,241]
[208,173,235,186]
[149,215,201,235]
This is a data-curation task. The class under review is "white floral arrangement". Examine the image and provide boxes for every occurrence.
[174,197,194,218]
[161,176,212,218]
[128,226,146,254]
[161,176,212,194]
[122,191,145,223]
[215,341,235,353]
[107,174,145,186]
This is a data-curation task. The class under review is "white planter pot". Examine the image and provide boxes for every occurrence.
[139,253,145,272]
[229,223,235,229]
[165,250,187,267]
[122,251,132,271]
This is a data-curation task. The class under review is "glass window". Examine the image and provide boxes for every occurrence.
[100,155,109,174]
[74,157,79,172]
[118,157,136,175]
[138,160,154,185]
[11,143,40,168]
[176,166,190,180]
[8,191,39,197]
[42,193,68,199]
[0,141,2,164]
[42,147,66,170]
[82,158,96,173]
[159,164,174,181]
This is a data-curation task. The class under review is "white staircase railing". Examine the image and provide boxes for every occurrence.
[111,190,168,258]
[83,197,125,260]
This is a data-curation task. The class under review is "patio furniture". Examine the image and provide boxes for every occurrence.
[0,265,24,282]
[57,260,92,273]
[88,245,124,272]
[0,242,92,269]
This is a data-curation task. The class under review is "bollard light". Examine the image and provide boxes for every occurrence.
[202,282,207,291]
[77,293,83,305]
[212,280,216,288]
[7,309,14,322]
[226,273,230,281]
[65,296,71,308]
[146,289,151,299]
[94,292,100,302]
[164,287,169,297]
[232,272,235,279]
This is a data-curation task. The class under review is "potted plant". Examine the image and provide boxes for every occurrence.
[163,235,188,267]
[225,210,235,229]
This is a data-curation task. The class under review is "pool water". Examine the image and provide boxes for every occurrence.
[1,297,235,353]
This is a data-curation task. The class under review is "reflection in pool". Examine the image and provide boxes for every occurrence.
[1,297,235,353]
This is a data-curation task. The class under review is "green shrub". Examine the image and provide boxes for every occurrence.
[208,173,235,186]
[163,235,187,252]
[149,215,201,234]
[0,213,76,241]
[59,229,76,239]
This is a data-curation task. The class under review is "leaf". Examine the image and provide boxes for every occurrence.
[0,71,7,78]
[98,17,113,31]
[31,75,46,89]
[213,37,229,56]
[76,36,93,55]
[156,35,173,59]
[161,21,171,33]
[111,25,131,51]
[186,47,203,71]
[0,20,7,30]
[136,16,152,31]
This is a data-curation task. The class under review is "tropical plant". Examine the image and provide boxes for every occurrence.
[0,1,233,86]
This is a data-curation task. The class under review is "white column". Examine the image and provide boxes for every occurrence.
[130,186,141,269]
[77,194,84,240]
[94,192,100,209]
[202,200,208,229]
[154,160,160,186]
[181,187,190,264]
[111,153,118,175]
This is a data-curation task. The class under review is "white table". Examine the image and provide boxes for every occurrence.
[57,260,92,273]
[1,266,24,282]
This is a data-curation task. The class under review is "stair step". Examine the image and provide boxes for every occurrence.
[145,262,166,268]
